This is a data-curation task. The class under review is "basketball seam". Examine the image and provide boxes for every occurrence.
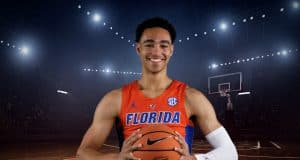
[142,131,175,137]
[135,149,176,151]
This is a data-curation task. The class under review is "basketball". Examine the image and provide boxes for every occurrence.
[133,124,181,160]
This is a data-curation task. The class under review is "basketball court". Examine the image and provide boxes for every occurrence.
[1,139,300,160]
[1,71,300,160]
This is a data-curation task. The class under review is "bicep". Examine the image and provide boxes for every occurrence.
[186,88,221,136]
[79,90,120,150]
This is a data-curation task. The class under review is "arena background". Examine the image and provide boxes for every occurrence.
[0,0,299,159]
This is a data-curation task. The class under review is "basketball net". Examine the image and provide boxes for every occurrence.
[219,89,229,97]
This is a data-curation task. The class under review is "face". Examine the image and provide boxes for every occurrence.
[136,27,174,74]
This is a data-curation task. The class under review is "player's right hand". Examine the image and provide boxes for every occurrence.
[118,129,142,160]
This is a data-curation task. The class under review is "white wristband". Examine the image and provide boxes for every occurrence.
[194,127,238,160]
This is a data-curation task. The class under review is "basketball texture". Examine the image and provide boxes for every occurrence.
[133,124,181,160]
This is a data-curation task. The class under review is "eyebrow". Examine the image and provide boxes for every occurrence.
[142,39,171,44]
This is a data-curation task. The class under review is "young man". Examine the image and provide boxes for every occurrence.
[77,17,238,160]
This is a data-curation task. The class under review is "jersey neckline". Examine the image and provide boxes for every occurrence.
[133,80,176,100]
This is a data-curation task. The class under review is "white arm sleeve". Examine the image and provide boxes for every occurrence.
[194,126,238,160]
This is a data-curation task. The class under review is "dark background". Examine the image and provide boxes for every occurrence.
[0,0,299,142]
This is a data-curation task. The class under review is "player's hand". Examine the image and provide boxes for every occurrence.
[118,129,142,160]
[174,131,197,160]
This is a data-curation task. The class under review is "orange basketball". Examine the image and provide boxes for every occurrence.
[133,124,181,160]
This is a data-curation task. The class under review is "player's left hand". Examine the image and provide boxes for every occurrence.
[174,131,197,160]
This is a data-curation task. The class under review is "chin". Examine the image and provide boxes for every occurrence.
[146,67,165,74]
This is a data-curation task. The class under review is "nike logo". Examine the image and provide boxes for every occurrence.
[147,137,169,145]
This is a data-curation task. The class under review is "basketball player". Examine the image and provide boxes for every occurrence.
[77,17,238,160]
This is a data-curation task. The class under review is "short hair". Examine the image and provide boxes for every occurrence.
[135,17,176,43]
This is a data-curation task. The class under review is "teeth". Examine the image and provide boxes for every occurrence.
[150,59,162,62]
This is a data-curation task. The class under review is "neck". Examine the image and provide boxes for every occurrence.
[138,68,172,90]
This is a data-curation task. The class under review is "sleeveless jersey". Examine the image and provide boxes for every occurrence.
[116,80,194,152]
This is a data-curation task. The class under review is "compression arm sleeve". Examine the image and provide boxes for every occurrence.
[194,126,238,160]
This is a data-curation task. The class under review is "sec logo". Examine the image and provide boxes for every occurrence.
[167,97,178,107]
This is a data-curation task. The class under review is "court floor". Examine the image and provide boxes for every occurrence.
[1,139,300,160]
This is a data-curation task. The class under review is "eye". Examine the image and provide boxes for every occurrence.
[160,44,169,48]
[144,43,154,48]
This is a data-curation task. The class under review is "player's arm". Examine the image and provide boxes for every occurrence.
[76,89,142,160]
[76,89,121,159]
[183,87,238,160]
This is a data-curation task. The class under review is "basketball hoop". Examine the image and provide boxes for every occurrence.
[219,89,229,97]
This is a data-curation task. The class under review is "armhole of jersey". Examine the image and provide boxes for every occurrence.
[182,83,195,153]
[120,83,132,125]
[116,85,127,151]
[181,83,190,124]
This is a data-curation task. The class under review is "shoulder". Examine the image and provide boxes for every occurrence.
[185,86,206,101]
[103,88,122,101]
[94,88,122,119]
[184,86,214,116]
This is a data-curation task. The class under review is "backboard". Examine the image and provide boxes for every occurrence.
[208,72,242,95]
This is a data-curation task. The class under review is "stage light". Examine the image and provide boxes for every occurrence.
[87,69,91,71]
[92,13,101,22]
[115,32,119,35]
[57,90,69,95]
[220,22,228,31]
[243,19,247,22]
[232,22,236,26]
[20,46,29,55]
[277,51,281,55]
[109,27,112,30]
[238,91,251,96]
[7,43,10,46]
[250,16,254,20]
[0,40,3,43]
[179,39,182,43]
[212,28,216,32]
[237,60,240,63]
[292,1,299,9]
[262,14,266,18]
[204,32,207,35]
[105,68,111,73]
[194,33,198,37]
[211,63,218,69]
[78,5,81,9]
[186,37,190,40]
[121,36,124,39]
[87,11,90,16]
[280,8,285,12]
[282,50,287,55]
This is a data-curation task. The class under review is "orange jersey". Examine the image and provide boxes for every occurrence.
[116,80,194,152]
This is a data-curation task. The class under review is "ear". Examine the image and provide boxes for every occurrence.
[170,44,174,56]
[136,43,141,55]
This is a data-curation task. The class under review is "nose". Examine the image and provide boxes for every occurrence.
[152,44,161,55]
